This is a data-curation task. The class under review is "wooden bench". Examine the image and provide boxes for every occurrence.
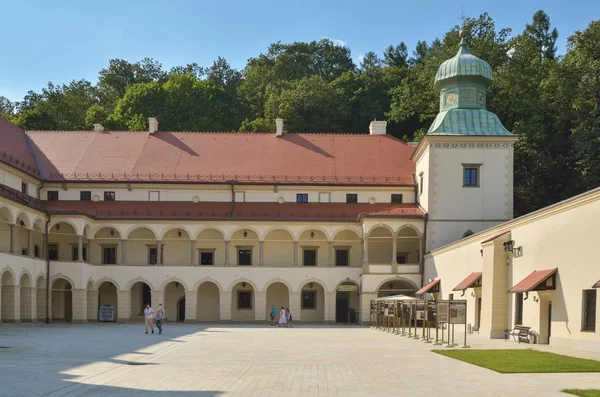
[508,325,531,343]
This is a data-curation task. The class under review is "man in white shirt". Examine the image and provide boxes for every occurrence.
[144,303,155,334]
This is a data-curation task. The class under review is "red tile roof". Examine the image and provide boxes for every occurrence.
[593,280,600,288]
[416,279,440,295]
[0,117,39,177]
[453,272,482,291]
[43,201,424,221]
[508,269,558,293]
[25,131,416,185]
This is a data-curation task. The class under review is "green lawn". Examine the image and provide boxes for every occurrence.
[563,390,600,397]
[432,349,600,373]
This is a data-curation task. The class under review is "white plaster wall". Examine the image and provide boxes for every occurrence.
[415,144,430,213]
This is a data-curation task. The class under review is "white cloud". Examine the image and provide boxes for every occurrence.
[323,37,347,47]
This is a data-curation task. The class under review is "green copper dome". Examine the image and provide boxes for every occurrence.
[434,38,492,90]
[427,36,513,137]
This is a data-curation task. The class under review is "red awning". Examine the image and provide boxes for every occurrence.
[453,272,483,291]
[509,269,558,293]
[593,280,600,288]
[416,279,440,295]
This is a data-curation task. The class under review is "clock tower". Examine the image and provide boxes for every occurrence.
[412,33,518,251]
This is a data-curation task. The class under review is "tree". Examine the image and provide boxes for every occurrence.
[360,51,382,71]
[524,10,559,60]
[383,42,408,68]
[0,96,15,119]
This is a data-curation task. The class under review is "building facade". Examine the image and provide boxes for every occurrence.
[0,36,598,351]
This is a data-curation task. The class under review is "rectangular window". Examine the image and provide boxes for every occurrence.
[238,291,252,309]
[80,191,91,201]
[396,254,408,264]
[148,247,163,265]
[302,291,317,310]
[149,191,160,201]
[391,194,403,204]
[583,290,596,332]
[34,245,40,258]
[102,247,116,265]
[71,246,88,261]
[449,293,454,301]
[104,191,116,201]
[346,193,358,204]
[200,251,214,265]
[296,193,308,203]
[463,165,480,187]
[303,249,317,266]
[238,249,252,266]
[47,191,59,201]
[515,292,524,325]
[48,244,58,260]
[21,182,28,195]
[335,249,349,266]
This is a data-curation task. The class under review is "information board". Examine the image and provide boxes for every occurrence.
[450,302,467,324]
[99,306,115,322]
[438,303,449,323]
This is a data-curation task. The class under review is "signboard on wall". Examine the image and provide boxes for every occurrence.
[337,284,358,292]
[450,302,467,324]
[99,306,115,322]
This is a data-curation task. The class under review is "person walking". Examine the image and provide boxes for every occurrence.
[286,308,294,328]
[270,305,277,326]
[278,306,287,328]
[155,303,165,335]
[144,303,155,334]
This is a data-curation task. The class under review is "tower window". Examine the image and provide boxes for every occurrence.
[391,194,403,204]
[80,191,91,201]
[463,165,481,187]
[296,193,308,203]
[346,194,358,204]
[21,182,28,195]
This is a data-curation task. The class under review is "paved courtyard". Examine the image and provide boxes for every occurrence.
[0,323,599,397]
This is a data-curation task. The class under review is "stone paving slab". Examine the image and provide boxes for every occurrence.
[0,323,599,396]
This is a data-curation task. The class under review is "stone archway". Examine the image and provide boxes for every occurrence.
[231,281,255,322]
[1,270,16,322]
[197,282,220,322]
[97,281,118,321]
[266,282,290,322]
[51,278,72,322]
[164,281,185,322]
[130,281,152,321]
[300,281,325,323]
[335,281,360,323]
[377,279,418,298]
[20,273,33,322]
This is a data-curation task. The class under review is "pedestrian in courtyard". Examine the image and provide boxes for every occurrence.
[286,308,294,328]
[278,306,287,327]
[144,303,155,334]
[270,305,277,326]
[155,303,165,335]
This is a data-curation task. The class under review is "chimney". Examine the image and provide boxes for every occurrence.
[369,120,387,135]
[148,117,159,134]
[275,118,284,137]
[93,124,104,132]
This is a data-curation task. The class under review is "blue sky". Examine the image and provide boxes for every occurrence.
[0,0,598,102]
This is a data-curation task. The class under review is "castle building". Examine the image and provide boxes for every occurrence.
[0,37,598,351]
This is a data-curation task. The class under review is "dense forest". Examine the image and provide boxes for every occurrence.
[0,11,598,217]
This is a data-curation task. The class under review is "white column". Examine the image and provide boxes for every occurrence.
[185,291,197,323]
[328,242,333,266]
[156,241,162,265]
[190,240,197,266]
[71,289,87,324]
[259,241,264,266]
[360,293,377,325]
[27,229,33,257]
[362,238,369,263]
[77,235,84,262]
[224,241,230,266]
[9,224,16,254]
[293,241,298,266]
[254,291,267,322]
[88,288,98,322]
[151,290,164,308]
[392,236,398,265]
[290,291,301,322]
[117,290,131,322]
[219,291,232,322]
[29,287,37,323]
[324,292,335,324]
[120,240,127,265]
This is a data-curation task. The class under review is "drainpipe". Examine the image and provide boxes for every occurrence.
[421,213,428,289]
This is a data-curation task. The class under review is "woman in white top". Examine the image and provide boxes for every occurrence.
[278,306,287,327]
